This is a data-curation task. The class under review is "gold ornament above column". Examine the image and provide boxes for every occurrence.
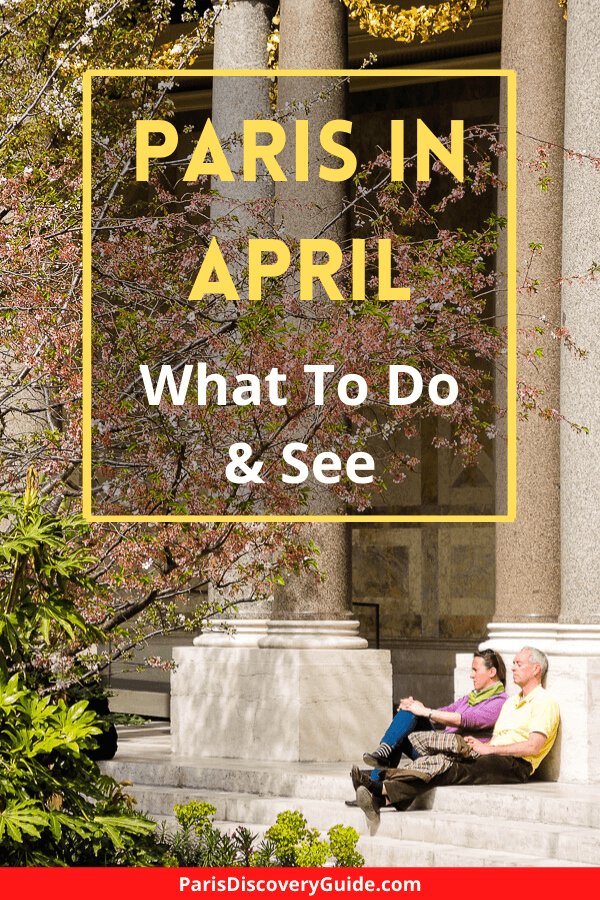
[339,0,487,43]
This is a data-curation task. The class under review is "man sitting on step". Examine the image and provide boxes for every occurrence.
[354,646,560,836]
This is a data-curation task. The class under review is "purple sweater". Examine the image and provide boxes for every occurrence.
[438,691,508,741]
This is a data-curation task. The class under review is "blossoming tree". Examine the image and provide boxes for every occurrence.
[0,0,510,679]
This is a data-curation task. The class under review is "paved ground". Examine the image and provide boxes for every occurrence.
[114,722,359,780]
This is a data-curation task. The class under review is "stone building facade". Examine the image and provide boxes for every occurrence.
[112,1,600,782]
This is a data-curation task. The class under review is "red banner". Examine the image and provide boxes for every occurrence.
[1,868,598,900]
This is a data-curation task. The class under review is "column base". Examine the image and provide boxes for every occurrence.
[453,623,600,783]
[258,619,368,649]
[194,619,268,647]
[484,622,600,655]
[193,618,368,650]
[171,646,392,762]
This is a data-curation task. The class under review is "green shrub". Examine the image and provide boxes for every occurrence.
[0,474,161,866]
[160,801,258,867]
[255,810,364,868]
[162,803,364,868]
[0,470,102,691]
[0,673,161,866]
[327,823,366,867]
[255,809,325,867]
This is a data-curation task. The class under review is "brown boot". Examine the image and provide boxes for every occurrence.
[351,764,373,792]
[356,785,385,836]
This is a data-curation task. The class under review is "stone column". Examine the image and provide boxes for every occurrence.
[208,1,277,621]
[213,0,274,70]
[494,0,565,624]
[473,2,600,784]
[560,0,600,627]
[211,0,276,210]
[483,0,565,754]
[279,0,346,75]
[277,0,348,241]
[527,0,600,784]
[264,0,355,634]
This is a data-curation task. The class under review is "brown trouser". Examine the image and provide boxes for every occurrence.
[382,754,532,808]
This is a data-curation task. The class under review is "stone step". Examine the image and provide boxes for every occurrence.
[105,757,600,830]
[353,836,588,868]
[414,780,600,830]
[125,783,599,865]
[104,759,352,801]
[103,743,600,867]
[147,812,587,868]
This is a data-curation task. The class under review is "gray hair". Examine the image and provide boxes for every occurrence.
[521,646,548,680]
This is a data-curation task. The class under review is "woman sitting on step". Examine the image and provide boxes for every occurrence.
[354,648,507,789]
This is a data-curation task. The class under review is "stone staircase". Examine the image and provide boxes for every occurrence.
[101,724,600,867]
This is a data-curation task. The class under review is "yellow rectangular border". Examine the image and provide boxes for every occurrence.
[82,68,517,524]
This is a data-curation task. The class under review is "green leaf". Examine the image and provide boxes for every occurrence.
[0,799,49,843]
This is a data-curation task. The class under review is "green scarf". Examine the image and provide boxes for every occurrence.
[467,681,505,706]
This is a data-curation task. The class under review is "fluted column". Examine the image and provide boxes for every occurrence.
[494,0,565,623]
[560,0,600,625]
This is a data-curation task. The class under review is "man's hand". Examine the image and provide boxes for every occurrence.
[465,732,546,760]
[464,736,493,755]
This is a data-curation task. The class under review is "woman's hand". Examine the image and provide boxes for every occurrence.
[397,696,415,711]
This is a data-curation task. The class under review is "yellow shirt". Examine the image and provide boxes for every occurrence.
[490,685,560,772]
